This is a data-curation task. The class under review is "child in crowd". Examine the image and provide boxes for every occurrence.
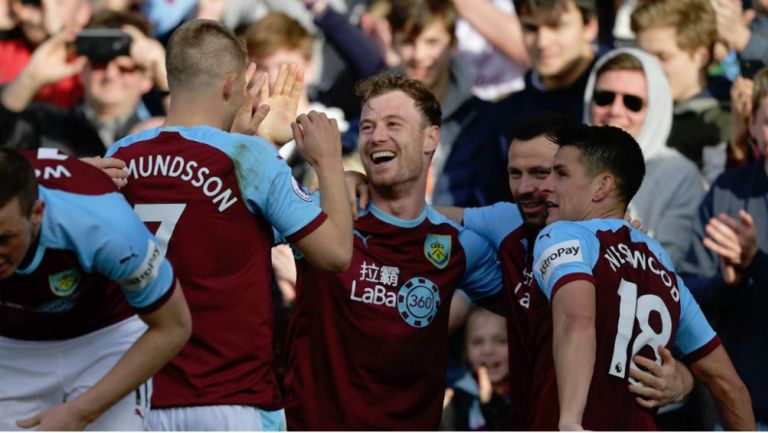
[441,308,510,431]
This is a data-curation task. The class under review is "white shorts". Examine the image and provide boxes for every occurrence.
[147,405,286,431]
[0,316,151,431]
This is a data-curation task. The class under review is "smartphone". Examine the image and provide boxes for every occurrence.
[75,29,132,63]
[740,58,765,80]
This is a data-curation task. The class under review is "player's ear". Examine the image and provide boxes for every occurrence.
[222,72,238,102]
[30,200,44,228]
[423,125,439,154]
[591,172,614,202]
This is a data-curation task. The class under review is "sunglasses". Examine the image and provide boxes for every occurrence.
[592,90,645,113]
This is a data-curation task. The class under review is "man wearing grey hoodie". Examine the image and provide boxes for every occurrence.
[583,47,705,269]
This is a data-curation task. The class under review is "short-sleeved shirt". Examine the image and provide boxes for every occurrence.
[531,219,720,430]
[107,126,327,410]
[283,203,502,430]
[463,202,548,428]
[0,148,175,340]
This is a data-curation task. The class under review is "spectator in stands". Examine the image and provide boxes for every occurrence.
[441,307,510,431]
[632,0,730,184]
[682,66,768,430]
[0,10,165,156]
[584,47,705,268]
[386,0,510,206]
[451,0,529,101]
[1,0,91,107]
[494,0,599,137]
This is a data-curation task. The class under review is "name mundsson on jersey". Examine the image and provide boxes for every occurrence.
[603,242,680,302]
[125,155,238,213]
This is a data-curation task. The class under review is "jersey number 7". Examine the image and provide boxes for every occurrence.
[134,203,187,254]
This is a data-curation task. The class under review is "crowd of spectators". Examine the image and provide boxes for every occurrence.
[2,0,767,430]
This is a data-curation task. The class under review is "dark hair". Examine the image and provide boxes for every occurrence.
[549,124,645,207]
[166,19,247,91]
[356,72,442,126]
[596,52,643,76]
[88,9,151,36]
[514,0,597,24]
[0,149,39,216]
[512,111,578,141]
[388,0,458,43]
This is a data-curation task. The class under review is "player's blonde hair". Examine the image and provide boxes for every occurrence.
[166,19,247,92]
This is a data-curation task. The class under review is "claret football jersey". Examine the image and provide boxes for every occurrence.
[283,203,502,430]
[0,149,175,340]
[531,219,720,430]
[108,126,327,409]
[463,202,548,428]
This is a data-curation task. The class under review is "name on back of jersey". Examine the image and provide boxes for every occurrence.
[603,242,680,302]
[125,154,238,213]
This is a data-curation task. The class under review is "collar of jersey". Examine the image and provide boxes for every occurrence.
[363,202,428,228]
[15,228,47,276]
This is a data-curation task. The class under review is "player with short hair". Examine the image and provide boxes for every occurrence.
[281,71,503,430]
[0,147,191,431]
[106,19,353,431]
[531,124,754,430]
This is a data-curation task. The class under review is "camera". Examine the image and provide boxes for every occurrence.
[75,29,132,63]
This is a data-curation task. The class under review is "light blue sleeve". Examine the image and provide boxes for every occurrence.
[674,275,718,357]
[532,221,599,301]
[216,133,324,239]
[41,188,174,309]
[457,226,503,301]
[463,202,523,250]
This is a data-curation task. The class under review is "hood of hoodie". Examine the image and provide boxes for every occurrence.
[583,47,674,161]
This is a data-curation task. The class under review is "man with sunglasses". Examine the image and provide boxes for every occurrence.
[583,47,705,270]
[0,10,164,157]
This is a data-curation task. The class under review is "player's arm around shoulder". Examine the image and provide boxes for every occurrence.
[290,111,353,272]
[455,221,506,316]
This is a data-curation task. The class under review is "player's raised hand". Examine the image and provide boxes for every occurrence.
[16,402,89,431]
[291,111,342,169]
[258,64,304,146]
[628,346,692,408]
[231,63,270,136]
[80,156,129,189]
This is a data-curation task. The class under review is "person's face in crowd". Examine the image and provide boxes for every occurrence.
[466,311,509,387]
[252,48,314,92]
[81,55,152,114]
[749,95,768,157]
[519,1,597,81]
[395,17,455,89]
[11,0,90,45]
[541,146,596,224]
[635,26,707,103]
[0,198,43,280]
[590,69,647,138]
[508,134,558,229]
[359,90,438,190]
